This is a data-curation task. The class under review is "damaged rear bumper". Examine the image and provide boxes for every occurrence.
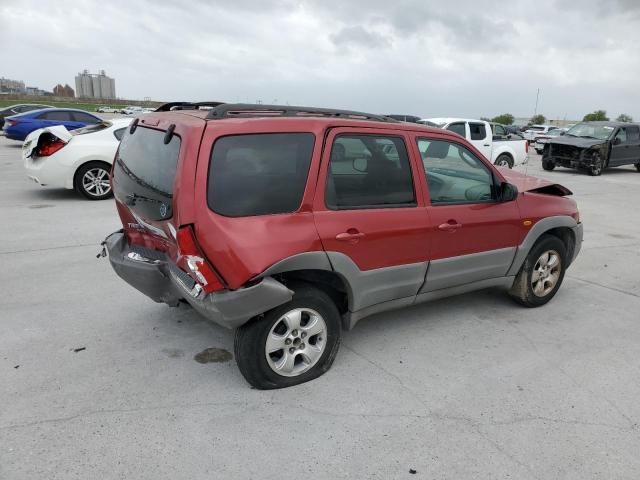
[105,231,293,329]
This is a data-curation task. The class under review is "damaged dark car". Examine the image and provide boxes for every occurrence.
[542,122,640,176]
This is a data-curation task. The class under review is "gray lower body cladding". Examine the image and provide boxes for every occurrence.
[105,232,293,329]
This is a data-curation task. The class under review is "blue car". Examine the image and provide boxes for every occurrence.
[2,108,102,141]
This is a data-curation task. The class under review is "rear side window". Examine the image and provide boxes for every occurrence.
[326,135,415,209]
[208,133,315,217]
[469,122,487,140]
[112,126,181,220]
[72,112,99,123]
[39,111,72,121]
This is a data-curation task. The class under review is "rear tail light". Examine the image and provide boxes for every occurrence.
[525,141,529,153]
[36,139,66,157]
[176,225,225,293]
[7,119,18,126]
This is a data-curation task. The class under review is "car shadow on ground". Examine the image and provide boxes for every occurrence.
[23,187,88,203]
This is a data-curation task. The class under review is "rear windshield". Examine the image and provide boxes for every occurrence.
[112,126,181,220]
[208,133,315,217]
[71,121,111,136]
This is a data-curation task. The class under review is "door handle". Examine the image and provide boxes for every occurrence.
[483,143,490,147]
[336,231,366,242]
[438,221,462,232]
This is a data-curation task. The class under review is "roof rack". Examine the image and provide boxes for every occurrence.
[205,103,397,122]
[155,101,226,112]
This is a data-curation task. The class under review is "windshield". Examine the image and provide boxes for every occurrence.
[565,123,614,140]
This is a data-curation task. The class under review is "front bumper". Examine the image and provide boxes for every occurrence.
[105,232,293,329]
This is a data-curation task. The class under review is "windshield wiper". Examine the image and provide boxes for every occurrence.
[125,192,165,207]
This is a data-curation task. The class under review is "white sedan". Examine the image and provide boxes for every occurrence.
[22,118,131,200]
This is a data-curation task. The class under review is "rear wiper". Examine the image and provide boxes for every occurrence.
[125,192,165,207]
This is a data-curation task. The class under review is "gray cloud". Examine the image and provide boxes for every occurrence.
[1,0,639,120]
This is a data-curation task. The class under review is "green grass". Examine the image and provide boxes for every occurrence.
[0,98,161,112]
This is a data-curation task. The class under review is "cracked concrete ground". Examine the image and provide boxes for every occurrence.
[1,135,639,479]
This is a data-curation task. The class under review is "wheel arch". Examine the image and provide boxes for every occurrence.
[72,159,112,190]
[507,216,578,276]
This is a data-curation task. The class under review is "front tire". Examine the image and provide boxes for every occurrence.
[75,162,113,200]
[587,152,604,176]
[634,162,640,172]
[509,234,567,307]
[234,283,342,389]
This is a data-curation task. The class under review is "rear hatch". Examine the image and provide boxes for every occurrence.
[111,114,227,294]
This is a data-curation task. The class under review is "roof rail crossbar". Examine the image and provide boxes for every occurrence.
[155,101,226,112]
[205,103,397,122]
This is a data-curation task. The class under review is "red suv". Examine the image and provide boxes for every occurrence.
[104,103,583,389]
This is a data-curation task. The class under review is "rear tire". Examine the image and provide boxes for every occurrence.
[75,161,113,200]
[234,283,342,389]
[634,162,640,172]
[509,234,567,308]
[542,159,555,171]
[495,154,514,168]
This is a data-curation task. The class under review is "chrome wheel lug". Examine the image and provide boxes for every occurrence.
[300,343,305,349]
[291,329,298,336]
[285,338,292,345]
[301,332,306,339]
[289,347,295,354]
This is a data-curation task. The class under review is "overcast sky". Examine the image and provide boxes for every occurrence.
[2,0,639,120]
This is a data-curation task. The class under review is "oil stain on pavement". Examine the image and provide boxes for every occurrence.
[194,347,233,364]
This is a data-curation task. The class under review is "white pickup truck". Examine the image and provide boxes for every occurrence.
[420,117,529,168]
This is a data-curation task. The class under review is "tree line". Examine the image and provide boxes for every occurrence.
[482,111,633,125]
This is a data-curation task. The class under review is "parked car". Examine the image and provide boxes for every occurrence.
[22,118,131,200]
[422,117,529,167]
[490,123,523,140]
[542,121,640,175]
[2,108,102,141]
[96,106,119,113]
[121,106,145,115]
[385,114,422,123]
[534,129,563,154]
[0,104,52,129]
[102,102,582,389]
[522,125,561,142]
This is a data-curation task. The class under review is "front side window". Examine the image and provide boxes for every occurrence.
[326,135,415,209]
[446,122,466,137]
[418,139,495,204]
[469,122,487,140]
[614,128,627,144]
[493,124,506,136]
[208,133,315,217]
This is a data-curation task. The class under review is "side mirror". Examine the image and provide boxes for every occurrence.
[613,137,622,145]
[500,182,518,202]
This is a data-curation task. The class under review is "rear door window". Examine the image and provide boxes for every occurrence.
[469,122,487,140]
[326,135,415,209]
[626,126,640,142]
[208,133,315,217]
[72,112,99,123]
[112,126,181,220]
[39,111,73,121]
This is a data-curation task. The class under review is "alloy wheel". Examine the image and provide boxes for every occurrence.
[264,308,327,377]
[82,167,111,197]
[531,249,562,297]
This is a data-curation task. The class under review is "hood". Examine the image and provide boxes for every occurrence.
[499,168,572,196]
[548,135,605,149]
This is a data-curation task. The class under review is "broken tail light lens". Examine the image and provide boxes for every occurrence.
[7,119,18,127]
[36,139,66,157]
[176,225,225,293]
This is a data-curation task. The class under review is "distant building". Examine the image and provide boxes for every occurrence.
[0,77,26,94]
[75,69,116,99]
[25,86,51,96]
[53,83,75,97]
